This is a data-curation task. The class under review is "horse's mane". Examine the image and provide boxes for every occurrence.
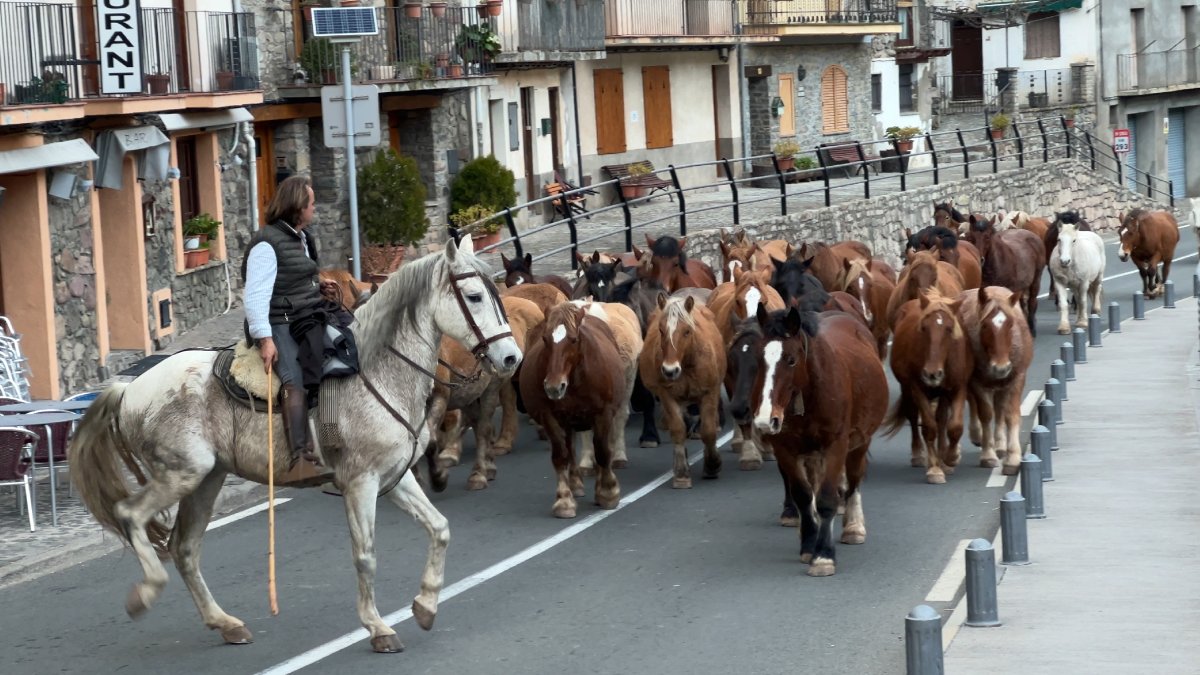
[545,302,583,333]
[771,258,830,308]
[1056,210,1083,226]
[925,226,958,249]
[760,308,821,340]
[1124,208,1150,226]
[352,250,494,362]
[918,288,963,339]
[651,235,689,267]
[935,202,965,223]
[661,296,698,332]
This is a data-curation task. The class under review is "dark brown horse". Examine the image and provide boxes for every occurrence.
[964,218,1045,336]
[903,226,982,289]
[736,306,888,576]
[1118,209,1181,299]
[641,234,717,291]
[518,303,625,518]
[932,201,967,234]
[885,290,973,484]
[886,250,965,330]
[571,252,630,302]
[502,253,573,297]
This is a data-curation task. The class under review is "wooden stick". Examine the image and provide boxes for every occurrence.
[266,360,279,616]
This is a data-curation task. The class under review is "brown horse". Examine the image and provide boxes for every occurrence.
[842,258,896,358]
[719,229,773,282]
[500,282,568,316]
[997,210,1052,241]
[741,307,888,576]
[319,268,375,312]
[501,253,573,298]
[639,234,717,291]
[796,241,871,292]
[519,303,625,518]
[933,201,967,234]
[638,296,726,488]
[903,226,982,289]
[964,218,1046,336]
[1118,209,1181,299]
[569,300,643,476]
[759,239,793,262]
[957,286,1032,474]
[885,290,973,484]
[886,250,965,330]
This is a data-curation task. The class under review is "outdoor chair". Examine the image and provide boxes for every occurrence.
[0,426,40,531]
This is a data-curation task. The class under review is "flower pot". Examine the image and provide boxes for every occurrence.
[1064,118,1076,128]
[184,248,210,269]
[404,2,422,18]
[430,1,447,17]
[303,5,314,21]
[435,53,450,68]
[340,0,362,6]
[471,231,501,251]
[776,156,795,172]
[362,244,406,278]
[486,0,503,16]
[448,64,463,77]
[147,74,170,95]
[215,70,236,90]
[990,128,1005,140]
[896,139,914,153]
[620,182,647,200]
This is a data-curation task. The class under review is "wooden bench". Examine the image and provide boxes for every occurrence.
[601,160,674,201]
[545,182,588,218]
[817,142,879,179]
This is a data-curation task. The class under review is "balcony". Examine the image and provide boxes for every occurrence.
[896,14,951,62]
[1117,48,1200,95]
[0,2,261,122]
[605,0,769,47]
[935,65,1095,115]
[741,0,900,38]
[489,0,605,63]
[279,6,501,99]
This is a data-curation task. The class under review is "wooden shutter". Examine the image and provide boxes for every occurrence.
[1024,12,1060,59]
[821,66,849,134]
[779,74,795,137]
[594,68,627,155]
[642,65,674,149]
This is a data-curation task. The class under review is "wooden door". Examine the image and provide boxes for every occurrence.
[78,0,100,95]
[548,87,562,176]
[254,124,276,227]
[521,87,536,201]
[779,73,795,137]
[951,22,983,100]
[171,0,191,90]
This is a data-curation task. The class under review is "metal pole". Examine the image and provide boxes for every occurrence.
[1000,491,1031,565]
[1020,454,1046,519]
[342,46,362,281]
[1088,314,1102,347]
[1038,398,1058,450]
[1060,342,1075,381]
[905,605,944,675]
[1045,377,1063,425]
[1071,327,1088,363]
[1133,291,1146,319]
[1108,301,1122,333]
[1164,280,1176,308]
[964,538,1001,626]
[1030,424,1053,481]
[1051,359,1068,401]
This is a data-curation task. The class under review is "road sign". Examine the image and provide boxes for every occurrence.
[1113,128,1130,154]
[320,84,381,148]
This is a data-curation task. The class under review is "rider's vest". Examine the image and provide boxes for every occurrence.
[241,220,322,326]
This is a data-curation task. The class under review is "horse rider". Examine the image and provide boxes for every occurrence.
[242,174,336,468]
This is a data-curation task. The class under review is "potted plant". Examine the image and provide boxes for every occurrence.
[773,138,801,172]
[183,213,221,268]
[403,1,423,18]
[486,0,503,16]
[886,125,922,153]
[619,163,651,200]
[300,37,353,85]
[448,55,464,78]
[358,149,429,281]
[449,155,517,236]
[793,155,819,181]
[430,1,447,17]
[455,23,503,64]
[146,72,170,95]
[1064,106,1078,128]
[450,204,503,250]
[990,112,1010,140]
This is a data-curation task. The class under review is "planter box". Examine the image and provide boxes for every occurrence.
[184,248,210,269]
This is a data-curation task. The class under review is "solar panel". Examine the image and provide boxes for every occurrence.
[311,7,379,38]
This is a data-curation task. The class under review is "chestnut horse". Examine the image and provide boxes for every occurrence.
[569,301,643,477]
[502,253,573,298]
[886,250,965,330]
[641,234,718,291]
[964,218,1045,336]
[957,286,1032,475]
[997,210,1051,241]
[796,241,871,292]
[519,303,625,518]
[719,229,773,282]
[885,290,972,484]
[638,296,726,489]
[319,268,375,312]
[903,226,982,289]
[1118,209,1181,299]
[742,306,888,576]
[842,258,896,358]
[500,282,568,316]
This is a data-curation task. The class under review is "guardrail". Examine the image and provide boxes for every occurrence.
[454,115,1174,275]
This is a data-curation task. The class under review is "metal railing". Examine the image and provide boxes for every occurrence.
[454,116,1175,275]
[605,0,737,38]
[491,0,604,55]
[187,11,259,93]
[938,66,1094,114]
[1117,47,1200,93]
[741,0,898,32]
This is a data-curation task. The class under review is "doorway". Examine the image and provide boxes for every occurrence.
[253,123,277,226]
[548,87,563,176]
[712,64,732,178]
[950,21,983,100]
[520,87,536,201]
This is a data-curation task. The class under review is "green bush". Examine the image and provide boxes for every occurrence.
[357,149,429,246]
[795,155,817,171]
[449,155,516,216]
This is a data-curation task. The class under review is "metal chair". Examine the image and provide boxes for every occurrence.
[64,391,100,402]
[30,408,72,499]
[0,427,40,531]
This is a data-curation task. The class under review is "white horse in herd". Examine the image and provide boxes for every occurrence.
[1048,217,1106,335]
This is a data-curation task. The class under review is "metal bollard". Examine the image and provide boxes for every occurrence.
[1000,491,1031,566]
[1045,378,1063,425]
[964,539,1002,627]
[1088,314,1102,346]
[1165,280,1176,309]
[1030,425,1053,481]
[1060,342,1076,381]
[1193,273,1199,299]
[1108,301,1122,333]
[1051,359,1068,401]
[1133,291,1146,319]
[1021,454,1046,519]
[1072,327,1088,363]
[1037,399,1059,450]
[905,605,945,675]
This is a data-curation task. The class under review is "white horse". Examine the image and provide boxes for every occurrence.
[68,237,522,653]
[1048,219,1106,335]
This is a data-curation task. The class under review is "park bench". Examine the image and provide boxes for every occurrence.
[545,182,588,218]
[817,141,879,179]
[601,160,674,201]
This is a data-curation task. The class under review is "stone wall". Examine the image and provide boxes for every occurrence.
[45,163,101,393]
[241,0,299,100]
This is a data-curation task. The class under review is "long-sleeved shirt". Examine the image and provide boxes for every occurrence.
[244,224,310,340]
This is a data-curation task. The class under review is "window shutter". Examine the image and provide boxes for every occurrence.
[642,66,674,149]
[821,66,849,134]
[594,69,627,155]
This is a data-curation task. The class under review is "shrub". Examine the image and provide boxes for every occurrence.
[773,139,801,159]
[450,204,503,235]
[449,155,516,217]
[357,149,429,246]
[795,155,817,171]
[990,112,1011,130]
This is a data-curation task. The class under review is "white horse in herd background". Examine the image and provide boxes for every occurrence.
[1048,215,1106,335]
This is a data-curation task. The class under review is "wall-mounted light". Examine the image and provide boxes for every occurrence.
[716,46,729,63]
[770,96,785,118]
[796,65,807,81]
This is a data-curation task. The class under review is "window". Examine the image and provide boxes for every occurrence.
[897,7,913,47]
[593,68,626,155]
[898,64,915,113]
[871,73,882,112]
[175,136,199,224]
[642,66,674,149]
[1024,11,1061,59]
[820,65,850,134]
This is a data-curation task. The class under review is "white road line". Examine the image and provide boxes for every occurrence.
[1037,251,1198,300]
[925,539,972,603]
[985,467,1007,488]
[1019,390,1044,418]
[256,430,736,675]
[207,498,292,531]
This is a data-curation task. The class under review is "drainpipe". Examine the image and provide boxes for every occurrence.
[734,0,750,162]
[571,61,585,187]
[221,121,257,315]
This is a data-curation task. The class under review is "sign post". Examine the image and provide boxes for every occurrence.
[1113,128,1131,155]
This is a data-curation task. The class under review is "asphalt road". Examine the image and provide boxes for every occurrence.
[2,229,1195,675]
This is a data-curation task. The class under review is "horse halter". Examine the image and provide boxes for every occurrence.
[449,270,512,361]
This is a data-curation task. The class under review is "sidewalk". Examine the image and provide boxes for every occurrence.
[944,296,1200,672]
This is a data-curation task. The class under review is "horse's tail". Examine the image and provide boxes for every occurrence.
[68,383,172,557]
[881,389,914,439]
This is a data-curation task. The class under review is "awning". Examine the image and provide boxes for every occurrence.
[976,0,1083,13]
[95,125,170,190]
[157,107,253,132]
[0,139,98,175]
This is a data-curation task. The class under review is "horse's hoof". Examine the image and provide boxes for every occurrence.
[980,457,999,468]
[485,468,497,480]
[739,459,763,471]
[841,531,866,545]
[1002,464,1020,476]
[221,625,254,645]
[553,503,577,519]
[125,585,151,620]
[671,476,692,489]
[370,634,405,653]
[1057,327,1071,335]
[944,465,957,475]
[436,454,460,469]
[910,456,925,468]
[595,494,620,510]
[611,458,628,470]
[412,599,436,631]
[466,474,488,491]
[579,465,596,477]
[926,472,947,485]
[761,451,776,462]
[780,515,799,527]
[640,439,659,448]
[491,444,512,456]
[799,552,813,563]
[807,558,837,577]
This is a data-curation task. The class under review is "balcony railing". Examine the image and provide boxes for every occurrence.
[0,2,257,105]
[291,6,497,87]
[1117,48,1200,94]
[936,66,1094,114]
[489,0,604,56]
[741,0,898,33]
[605,0,736,39]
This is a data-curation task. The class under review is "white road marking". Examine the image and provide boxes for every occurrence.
[925,539,972,603]
[1019,390,1044,418]
[207,498,292,531]
[985,467,1007,488]
[256,430,735,675]
[1037,251,1197,299]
